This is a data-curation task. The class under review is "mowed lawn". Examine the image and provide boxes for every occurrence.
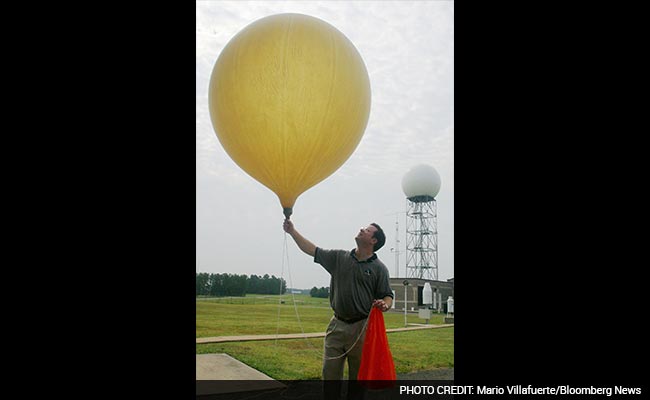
[196,294,454,380]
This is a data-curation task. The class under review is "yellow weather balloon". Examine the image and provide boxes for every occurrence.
[208,13,371,219]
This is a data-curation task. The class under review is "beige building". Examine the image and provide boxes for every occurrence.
[389,277,454,313]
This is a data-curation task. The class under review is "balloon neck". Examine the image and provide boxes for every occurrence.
[283,207,293,220]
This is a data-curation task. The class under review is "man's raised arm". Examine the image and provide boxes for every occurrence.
[283,219,317,257]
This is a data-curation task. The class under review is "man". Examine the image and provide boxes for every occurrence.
[282,219,394,385]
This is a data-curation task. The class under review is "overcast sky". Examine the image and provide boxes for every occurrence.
[196,1,454,290]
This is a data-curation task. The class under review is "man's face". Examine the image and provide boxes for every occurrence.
[355,225,378,247]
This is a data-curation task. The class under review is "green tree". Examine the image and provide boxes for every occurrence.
[196,272,210,296]
[310,286,329,298]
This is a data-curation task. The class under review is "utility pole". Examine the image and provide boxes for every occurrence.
[387,211,405,278]
[403,280,409,327]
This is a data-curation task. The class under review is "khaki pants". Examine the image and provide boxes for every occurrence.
[322,316,368,380]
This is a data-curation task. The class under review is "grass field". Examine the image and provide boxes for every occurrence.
[196,294,454,380]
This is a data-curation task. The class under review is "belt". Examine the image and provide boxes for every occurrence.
[335,314,367,324]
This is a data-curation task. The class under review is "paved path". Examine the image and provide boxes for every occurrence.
[196,323,453,344]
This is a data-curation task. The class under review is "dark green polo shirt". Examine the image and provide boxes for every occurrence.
[314,247,394,320]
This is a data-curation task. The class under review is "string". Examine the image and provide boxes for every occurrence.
[279,231,369,361]
[323,317,370,361]
[284,234,306,337]
[274,233,287,349]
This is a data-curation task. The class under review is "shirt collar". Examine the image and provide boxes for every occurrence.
[350,248,377,263]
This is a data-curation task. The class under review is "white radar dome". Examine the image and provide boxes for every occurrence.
[401,164,441,201]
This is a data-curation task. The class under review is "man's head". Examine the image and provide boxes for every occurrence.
[355,223,386,252]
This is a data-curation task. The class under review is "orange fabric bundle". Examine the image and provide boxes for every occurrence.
[357,307,397,383]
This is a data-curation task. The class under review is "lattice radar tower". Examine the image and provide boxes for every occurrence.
[401,164,441,280]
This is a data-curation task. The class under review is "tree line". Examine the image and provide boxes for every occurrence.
[196,273,331,298]
[310,286,329,298]
[196,272,287,297]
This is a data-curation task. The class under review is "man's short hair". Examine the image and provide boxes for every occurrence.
[370,223,386,252]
